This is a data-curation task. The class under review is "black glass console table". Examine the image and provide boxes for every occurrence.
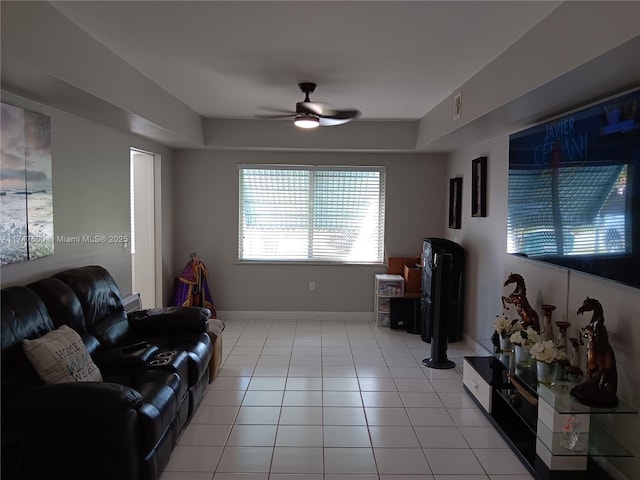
[463,341,636,480]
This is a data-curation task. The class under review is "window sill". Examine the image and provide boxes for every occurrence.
[235,260,385,267]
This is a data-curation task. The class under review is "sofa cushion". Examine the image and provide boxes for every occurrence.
[27,277,102,355]
[28,278,87,332]
[23,325,103,384]
[53,265,127,327]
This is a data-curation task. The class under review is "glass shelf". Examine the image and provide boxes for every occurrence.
[536,417,634,457]
[537,381,637,415]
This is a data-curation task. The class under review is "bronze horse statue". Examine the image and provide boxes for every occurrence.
[501,273,540,331]
[571,297,618,407]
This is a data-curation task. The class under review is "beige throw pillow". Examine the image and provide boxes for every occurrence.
[23,325,103,384]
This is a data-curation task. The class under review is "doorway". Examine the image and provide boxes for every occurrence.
[130,148,160,308]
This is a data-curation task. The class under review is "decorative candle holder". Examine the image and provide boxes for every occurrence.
[541,304,556,342]
[567,337,583,379]
[555,320,571,351]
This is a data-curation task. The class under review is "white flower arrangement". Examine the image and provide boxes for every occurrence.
[529,339,566,363]
[510,326,540,348]
[493,315,519,339]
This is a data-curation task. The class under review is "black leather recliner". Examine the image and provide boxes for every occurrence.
[1,265,213,480]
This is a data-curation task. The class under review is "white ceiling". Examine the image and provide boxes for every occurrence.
[52,1,560,122]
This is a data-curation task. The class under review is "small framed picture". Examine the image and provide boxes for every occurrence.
[448,177,462,229]
[453,91,462,121]
[471,156,487,217]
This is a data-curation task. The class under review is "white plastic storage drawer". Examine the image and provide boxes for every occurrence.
[463,358,492,413]
[377,312,391,327]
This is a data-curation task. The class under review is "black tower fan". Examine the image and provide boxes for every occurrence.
[420,238,466,344]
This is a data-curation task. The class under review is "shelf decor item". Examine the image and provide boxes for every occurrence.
[510,326,540,366]
[493,314,519,352]
[555,320,571,351]
[499,337,512,352]
[514,345,531,366]
[560,415,585,452]
[571,297,619,407]
[535,359,557,385]
[471,156,487,217]
[567,332,584,380]
[540,304,555,341]
[529,339,564,384]
[501,272,540,331]
[448,177,462,229]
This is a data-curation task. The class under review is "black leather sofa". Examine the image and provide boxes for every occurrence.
[1,265,213,480]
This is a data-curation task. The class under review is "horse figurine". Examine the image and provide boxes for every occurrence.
[501,273,540,331]
[571,297,618,407]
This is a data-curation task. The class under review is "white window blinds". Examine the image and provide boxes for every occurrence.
[239,165,386,263]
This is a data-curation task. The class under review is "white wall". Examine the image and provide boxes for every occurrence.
[0,92,176,304]
[171,149,446,312]
[446,133,640,480]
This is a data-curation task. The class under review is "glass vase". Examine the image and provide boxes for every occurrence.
[561,429,585,452]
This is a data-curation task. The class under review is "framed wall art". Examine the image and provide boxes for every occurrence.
[472,156,487,217]
[453,91,462,121]
[448,177,462,229]
[0,102,54,265]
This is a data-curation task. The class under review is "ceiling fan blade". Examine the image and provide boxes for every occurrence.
[255,113,297,119]
[320,108,361,121]
[318,116,356,127]
[299,102,350,117]
[257,106,298,114]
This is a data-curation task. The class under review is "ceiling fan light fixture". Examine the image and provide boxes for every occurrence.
[294,114,319,129]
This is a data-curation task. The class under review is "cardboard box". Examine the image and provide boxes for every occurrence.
[387,257,406,275]
[404,264,422,294]
[208,333,223,382]
[388,256,420,274]
[405,256,421,268]
[207,317,225,382]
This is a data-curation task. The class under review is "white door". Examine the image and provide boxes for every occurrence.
[130,149,158,308]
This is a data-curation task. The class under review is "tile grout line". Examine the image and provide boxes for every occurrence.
[169,317,524,479]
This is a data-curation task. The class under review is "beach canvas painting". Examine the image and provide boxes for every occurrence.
[1,102,53,265]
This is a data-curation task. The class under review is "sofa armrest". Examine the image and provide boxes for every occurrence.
[128,306,209,336]
[5,382,143,423]
[3,382,144,480]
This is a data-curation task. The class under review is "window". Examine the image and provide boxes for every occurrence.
[239,164,386,263]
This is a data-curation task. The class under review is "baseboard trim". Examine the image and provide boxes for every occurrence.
[216,311,372,323]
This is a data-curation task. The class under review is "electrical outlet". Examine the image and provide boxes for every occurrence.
[309,281,316,291]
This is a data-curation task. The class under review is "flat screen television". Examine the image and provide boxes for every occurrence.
[508,88,640,289]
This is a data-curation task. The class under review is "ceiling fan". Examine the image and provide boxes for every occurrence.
[257,82,360,129]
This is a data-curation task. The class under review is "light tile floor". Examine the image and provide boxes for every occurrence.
[161,317,534,480]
